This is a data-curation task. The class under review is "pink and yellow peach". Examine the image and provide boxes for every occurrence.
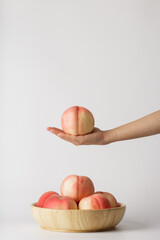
[61,106,94,136]
[43,195,77,210]
[37,191,59,207]
[60,175,95,202]
[79,194,111,210]
[95,191,118,208]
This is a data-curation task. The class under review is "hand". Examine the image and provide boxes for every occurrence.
[46,127,111,145]
[47,110,160,145]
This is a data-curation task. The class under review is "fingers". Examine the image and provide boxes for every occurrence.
[47,127,81,145]
[46,127,64,136]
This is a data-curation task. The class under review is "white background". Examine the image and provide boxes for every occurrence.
[1,0,160,239]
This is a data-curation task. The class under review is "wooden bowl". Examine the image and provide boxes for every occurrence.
[31,202,126,232]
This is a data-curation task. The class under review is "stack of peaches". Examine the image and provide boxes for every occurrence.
[37,175,118,210]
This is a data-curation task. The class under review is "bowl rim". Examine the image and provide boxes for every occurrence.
[30,202,126,211]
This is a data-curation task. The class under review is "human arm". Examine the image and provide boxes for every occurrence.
[108,110,160,143]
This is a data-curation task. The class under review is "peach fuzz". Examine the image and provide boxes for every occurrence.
[37,191,59,208]
[95,191,118,208]
[43,195,77,210]
[61,106,94,136]
[60,175,95,202]
[79,194,111,210]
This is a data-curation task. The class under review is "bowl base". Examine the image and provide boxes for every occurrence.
[41,226,116,233]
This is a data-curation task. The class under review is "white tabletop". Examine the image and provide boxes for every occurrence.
[1,219,160,240]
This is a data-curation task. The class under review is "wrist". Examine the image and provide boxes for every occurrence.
[103,129,117,144]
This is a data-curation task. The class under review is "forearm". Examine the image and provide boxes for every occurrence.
[106,110,160,143]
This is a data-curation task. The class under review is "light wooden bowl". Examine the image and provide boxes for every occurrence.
[31,202,126,232]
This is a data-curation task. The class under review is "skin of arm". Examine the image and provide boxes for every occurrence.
[47,110,160,146]
[108,110,160,144]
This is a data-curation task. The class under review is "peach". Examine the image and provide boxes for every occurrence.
[79,194,111,210]
[61,106,94,136]
[60,175,95,202]
[43,195,77,210]
[95,191,118,208]
[37,191,59,208]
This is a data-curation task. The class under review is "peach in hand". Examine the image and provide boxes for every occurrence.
[79,194,111,210]
[60,175,95,202]
[37,191,59,208]
[43,195,77,209]
[95,191,118,208]
[61,106,95,136]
